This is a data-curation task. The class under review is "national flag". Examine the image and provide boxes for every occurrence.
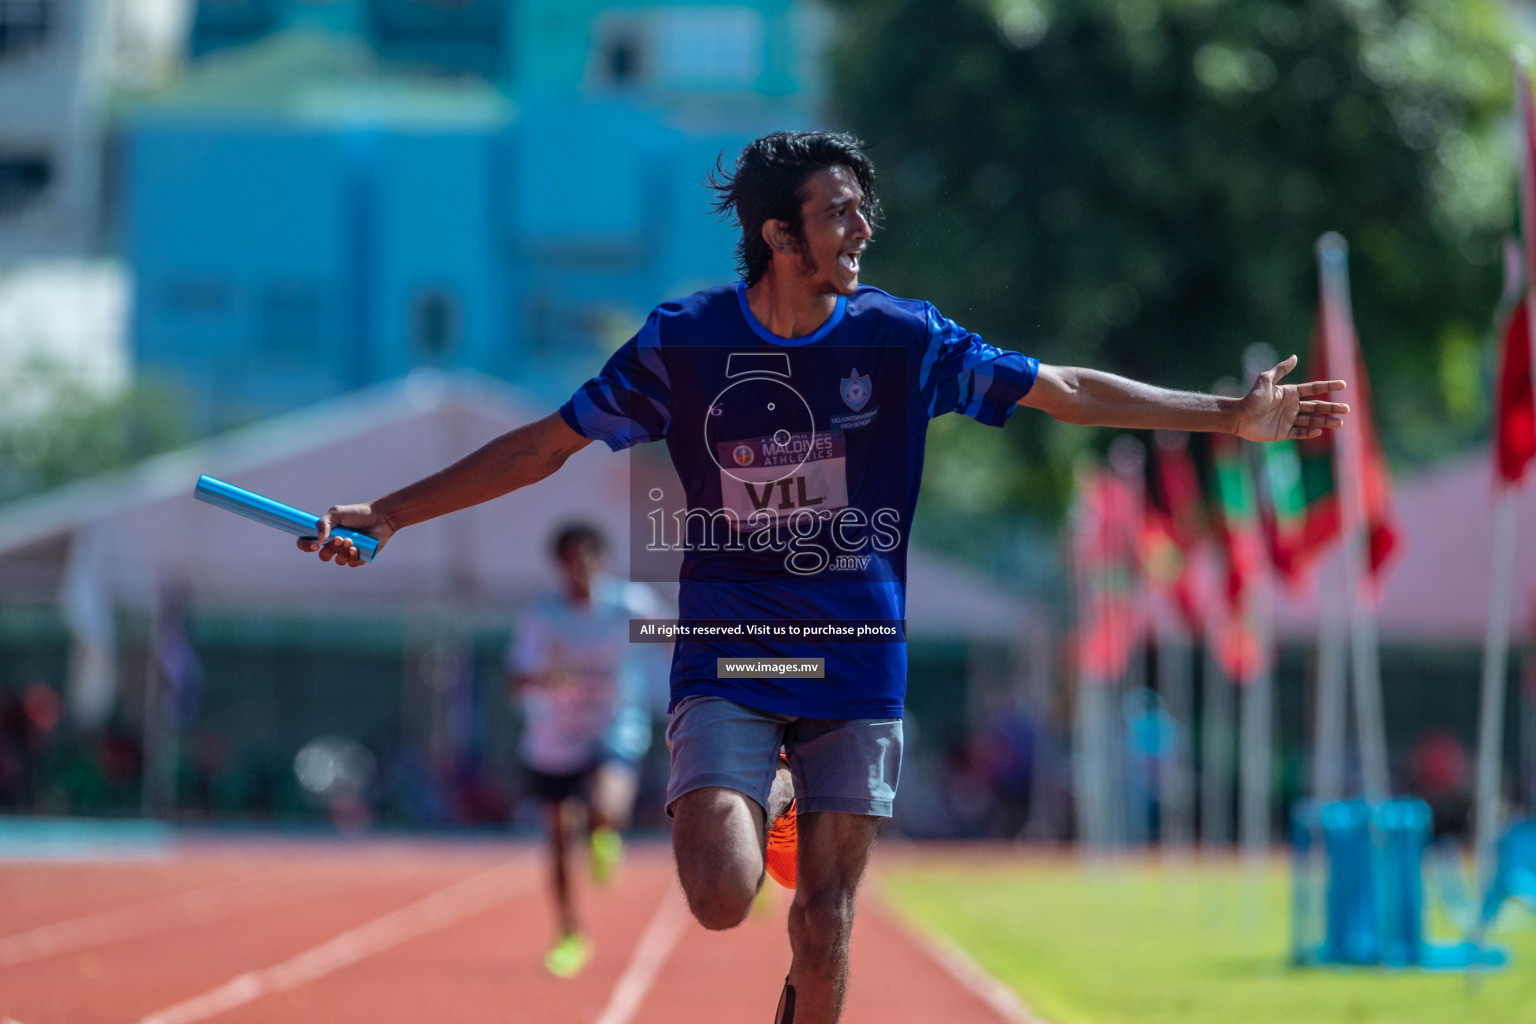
[1253,438,1309,584]
[1073,466,1144,681]
[1148,431,1209,631]
[1208,431,1268,684]
[1494,238,1535,486]
[1472,53,1536,919]
[1278,279,1399,586]
[1495,60,1536,491]
[1138,511,1181,591]
[1210,433,1263,601]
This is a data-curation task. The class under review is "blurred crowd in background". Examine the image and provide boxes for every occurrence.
[0,661,1507,847]
[0,657,1061,840]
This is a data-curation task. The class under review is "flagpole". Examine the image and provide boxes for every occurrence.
[1474,493,1519,897]
[1152,430,1198,854]
[1471,53,1536,918]
[1096,462,1123,853]
[1522,655,1536,822]
[140,601,163,817]
[1158,607,1195,850]
[1072,514,1097,852]
[1310,561,1349,803]
[1239,578,1274,914]
[1352,604,1391,800]
[1316,232,1391,802]
[1239,347,1277,881]
[1201,406,1237,861]
[1201,637,1234,853]
[1072,464,1109,855]
[1111,435,1152,847]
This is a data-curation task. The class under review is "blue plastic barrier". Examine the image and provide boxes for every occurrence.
[1479,821,1536,925]
[1291,799,1504,970]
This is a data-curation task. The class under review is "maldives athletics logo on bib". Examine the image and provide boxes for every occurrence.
[840,369,871,412]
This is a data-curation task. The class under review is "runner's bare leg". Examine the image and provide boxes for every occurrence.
[546,801,580,937]
[777,811,879,1024]
[671,786,770,929]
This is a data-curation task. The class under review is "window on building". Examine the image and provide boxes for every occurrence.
[0,154,51,216]
[369,0,503,79]
[588,12,648,91]
[589,7,765,92]
[164,276,228,314]
[412,289,459,360]
[650,7,764,89]
[189,0,278,60]
[0,0,52,63]
[260,283,323,356]
[601,25,643,87]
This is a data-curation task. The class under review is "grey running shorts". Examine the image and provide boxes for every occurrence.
[664,694,902,818]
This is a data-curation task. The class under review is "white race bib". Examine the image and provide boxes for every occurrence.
[716,430,849,530]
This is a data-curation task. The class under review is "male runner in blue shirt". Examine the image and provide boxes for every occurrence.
[299,132,1348,1024]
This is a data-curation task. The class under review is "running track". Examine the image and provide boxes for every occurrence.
[0,840,1040,1023]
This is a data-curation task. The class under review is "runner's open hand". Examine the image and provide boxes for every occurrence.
[1233,354,1349,443]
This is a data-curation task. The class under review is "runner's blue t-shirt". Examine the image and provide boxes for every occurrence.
[559,283,1038,719]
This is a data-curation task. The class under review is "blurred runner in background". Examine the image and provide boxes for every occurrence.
[509,522,668,978]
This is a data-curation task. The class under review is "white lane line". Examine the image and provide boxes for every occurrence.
[0,873,285,968]
[135,863,530,1024]
[875,893,1047,1024]
[593,886,691,1024]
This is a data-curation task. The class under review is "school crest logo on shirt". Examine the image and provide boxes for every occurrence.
[840,369,871,412]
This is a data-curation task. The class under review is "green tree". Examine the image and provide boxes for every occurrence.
[829,0,1513,551]
[0,361,192,504]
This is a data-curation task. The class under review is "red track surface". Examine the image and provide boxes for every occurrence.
[0,839,1028,1024]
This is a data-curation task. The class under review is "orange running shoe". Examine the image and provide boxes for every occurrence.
[765,756,798,890]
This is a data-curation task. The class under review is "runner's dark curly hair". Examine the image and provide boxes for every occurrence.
[707,131,880,286]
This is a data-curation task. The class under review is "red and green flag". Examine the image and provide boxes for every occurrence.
[1073,467,1145,681]
[1495,61,1536,487]
[1273,288,1399,586]
[1147,430,1210,632]
[1138,511,1181,594]
[1211,432,1263,602]
[1208,432,1268,684]
[1495,234,1535,486]
[1253,438,1309,585]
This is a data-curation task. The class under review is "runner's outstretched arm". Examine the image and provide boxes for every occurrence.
[297,411,594,567]
[1018,353,1348,444]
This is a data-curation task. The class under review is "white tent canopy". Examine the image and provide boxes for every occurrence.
[1271,451,1536,646]
[0,371,1042,640]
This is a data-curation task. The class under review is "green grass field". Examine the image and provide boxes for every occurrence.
[881,856,1536,1024]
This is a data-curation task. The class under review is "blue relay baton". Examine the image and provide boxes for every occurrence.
[193,475,381,563]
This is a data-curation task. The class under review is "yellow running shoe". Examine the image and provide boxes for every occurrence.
[544,933,593,979]
[590,825,623,886]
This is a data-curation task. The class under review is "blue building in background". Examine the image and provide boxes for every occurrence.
[124,0,827,428]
